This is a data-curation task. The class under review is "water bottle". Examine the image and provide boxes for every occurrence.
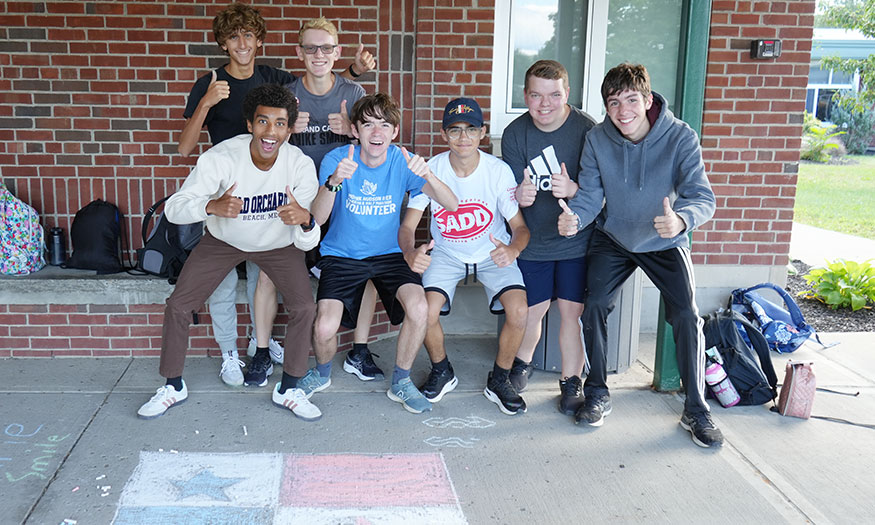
[48,227,66,266]
[705,352,740,408]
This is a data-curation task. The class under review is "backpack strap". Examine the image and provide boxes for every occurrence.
[730,310,779,395]
[141,196,171,242]
[737,283,832,348]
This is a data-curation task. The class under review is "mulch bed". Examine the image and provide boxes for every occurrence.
[784,259,875,333]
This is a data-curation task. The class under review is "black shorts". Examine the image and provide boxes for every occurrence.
[316,253,423,328]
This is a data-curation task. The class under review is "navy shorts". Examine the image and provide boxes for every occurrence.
[517,256,587,306]
[317,253,422,328]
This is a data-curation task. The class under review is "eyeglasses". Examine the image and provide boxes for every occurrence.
[301,44,338,55]
[445,126,482,140]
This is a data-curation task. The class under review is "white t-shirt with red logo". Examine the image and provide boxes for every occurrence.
[408,150,519,264]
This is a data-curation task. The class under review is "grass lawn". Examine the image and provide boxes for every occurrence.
[795,154,875,240]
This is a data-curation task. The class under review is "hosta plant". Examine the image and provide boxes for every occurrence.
[800,259,875,311]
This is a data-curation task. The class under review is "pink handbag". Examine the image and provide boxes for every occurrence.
[777,361,816,419]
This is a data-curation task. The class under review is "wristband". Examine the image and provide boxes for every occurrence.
[301,214,315,232]
[347,64,361,78]
[324,179,343,192]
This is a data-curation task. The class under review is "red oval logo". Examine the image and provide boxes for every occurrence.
[434,202,493,240]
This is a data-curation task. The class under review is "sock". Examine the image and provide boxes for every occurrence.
[165,376,183,391]
[279,372,299,394]
[392,365,410,385]
[432,356,450,373]
[512,356,530,367]
[350,343,369,357]
[255,347,269,359]
[492,363,510,383]
[316,361,332,378]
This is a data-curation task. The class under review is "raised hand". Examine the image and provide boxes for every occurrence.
[653,196,685,238]
[557,198,579,237]
[515,168,537,207]
[328,144,357,187]
[550,162,578,199]
[401,146,431,179]
[277,185,310,226]
[203,70,230,108]
[293,97,310,134]
[404,239,434,274]
[327,99,351,136]
[206,182,243,218]
[489,234,518,268]
[354,43,376,75]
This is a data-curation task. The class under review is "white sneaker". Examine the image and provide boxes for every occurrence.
[272,384,322,421]
[219,354,245,387]
[247,337,284,364]
[137,381,188,419]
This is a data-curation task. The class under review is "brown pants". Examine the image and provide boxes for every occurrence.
[158,231,315,379]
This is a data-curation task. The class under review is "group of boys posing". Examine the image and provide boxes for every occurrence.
[137,3,724,449]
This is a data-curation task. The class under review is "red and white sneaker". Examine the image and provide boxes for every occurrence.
[272,383,322,422]
[137,381,188,419]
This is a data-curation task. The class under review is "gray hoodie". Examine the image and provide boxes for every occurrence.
[568,92,715,253]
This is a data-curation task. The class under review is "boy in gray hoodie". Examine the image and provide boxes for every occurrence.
[559,63,722,448]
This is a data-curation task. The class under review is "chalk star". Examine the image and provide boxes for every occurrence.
[171,469,244,502]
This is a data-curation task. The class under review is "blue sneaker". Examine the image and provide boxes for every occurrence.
[387,377,432,414]
[298,368,331,399]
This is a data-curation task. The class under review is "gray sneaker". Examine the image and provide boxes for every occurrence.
[298,368,331,398]
[219,353,244,387]
[387,377,432,414]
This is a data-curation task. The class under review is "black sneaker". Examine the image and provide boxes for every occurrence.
[558,376,584,416]
[420,363,458,403]
[342,348,384,381]
[484,372,526,416]
[680,411,724,448]
[243,351,274,387]
[509,357,534,392]
[575,393,612,427]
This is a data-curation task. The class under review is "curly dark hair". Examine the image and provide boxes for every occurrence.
[350,92,401,128]
[213,3,267,51]
[242,84,297,124]
[601,63,651,105]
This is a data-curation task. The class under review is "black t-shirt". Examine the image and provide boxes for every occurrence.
[183,64,294,145]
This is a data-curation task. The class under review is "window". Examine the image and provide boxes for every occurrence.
[805,61,859,121]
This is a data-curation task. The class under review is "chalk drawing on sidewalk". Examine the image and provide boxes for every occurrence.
[113,451,467,524]
[421,415,496,429]
[424,436,480,448]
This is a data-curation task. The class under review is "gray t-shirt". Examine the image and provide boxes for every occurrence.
[285,75,366,171]
[500,106,597,261]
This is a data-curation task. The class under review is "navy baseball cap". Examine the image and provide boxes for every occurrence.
[442,97,483,129]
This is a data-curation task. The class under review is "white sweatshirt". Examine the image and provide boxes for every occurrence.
[165,134,320,252]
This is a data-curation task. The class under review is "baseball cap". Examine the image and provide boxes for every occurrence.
[442,97,483,129]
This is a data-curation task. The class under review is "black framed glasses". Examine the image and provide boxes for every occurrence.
[301,44,338,55]
[445,126,482,140]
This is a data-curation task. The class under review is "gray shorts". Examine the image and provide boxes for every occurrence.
[422,247,526,316]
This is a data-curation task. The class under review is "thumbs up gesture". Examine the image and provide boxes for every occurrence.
[404,239,434,274]
[550,162,578,199]
[293,96,310,134]
[354,43,376,75]
[401,146,431,179]
[557,198,579,237]
[653,197,686,238]
[328,99,352,136]
[515,168,537,207]
[206,182,243,218]
[278,185,310,226]
[204,69,230,108]
[328,144,357,187]
[489,234,518,268]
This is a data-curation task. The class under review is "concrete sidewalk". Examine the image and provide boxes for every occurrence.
[2,332,872,524]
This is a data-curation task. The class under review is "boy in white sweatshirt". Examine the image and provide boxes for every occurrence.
[137,84,322,422]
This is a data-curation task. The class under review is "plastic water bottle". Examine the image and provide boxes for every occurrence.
[705,352,740,408]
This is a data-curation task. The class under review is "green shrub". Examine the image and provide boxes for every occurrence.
[829,94,875,155]
[800,259,875,311]
[800,114,846,162]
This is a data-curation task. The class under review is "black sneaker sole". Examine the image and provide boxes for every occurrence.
[423,375,458,403]
[575,406,612,427]
[679,419,724,448]
[483,386,526,416]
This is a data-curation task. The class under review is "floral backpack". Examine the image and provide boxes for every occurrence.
[0,182,46,275]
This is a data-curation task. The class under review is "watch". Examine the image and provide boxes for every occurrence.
[324,179,342,192]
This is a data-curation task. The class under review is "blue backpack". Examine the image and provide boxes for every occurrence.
[729,283,826,354]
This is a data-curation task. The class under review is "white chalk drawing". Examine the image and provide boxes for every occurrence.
[423,437,480,448]
[421,416,496,429]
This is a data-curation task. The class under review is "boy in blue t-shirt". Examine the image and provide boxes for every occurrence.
[299,92,458,414]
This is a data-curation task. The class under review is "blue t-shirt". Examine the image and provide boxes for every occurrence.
[319,145,425,259]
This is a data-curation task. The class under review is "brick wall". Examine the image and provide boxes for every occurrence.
[696,0,814,267]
